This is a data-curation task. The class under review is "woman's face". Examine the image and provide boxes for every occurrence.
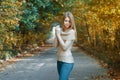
[63,17,71,30]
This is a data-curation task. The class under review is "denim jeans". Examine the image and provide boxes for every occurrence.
[57,61,74,80]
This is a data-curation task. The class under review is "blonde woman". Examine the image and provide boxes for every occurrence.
[54,11,77,80]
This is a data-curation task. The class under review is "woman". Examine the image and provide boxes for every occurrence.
[54,11,77,80]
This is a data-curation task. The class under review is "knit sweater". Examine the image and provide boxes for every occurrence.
[54,29,75,63]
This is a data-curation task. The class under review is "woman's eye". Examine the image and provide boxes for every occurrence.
[65,20,69,22]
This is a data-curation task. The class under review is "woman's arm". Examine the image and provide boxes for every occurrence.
[56,29,74,51]
[57,36,73,51]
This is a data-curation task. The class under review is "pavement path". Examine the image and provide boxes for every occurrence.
[0,47,112,80]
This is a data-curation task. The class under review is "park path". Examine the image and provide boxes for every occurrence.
[0,47,112,80]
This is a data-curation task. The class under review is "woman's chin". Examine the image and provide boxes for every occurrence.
[64,26,69,29]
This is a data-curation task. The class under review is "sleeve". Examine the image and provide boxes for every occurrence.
[59,40,74,51]
[62,30,76,41]
[53,25,60,48]
[67,30,76,40]
[56,30,75,51]
[53,36,59,48]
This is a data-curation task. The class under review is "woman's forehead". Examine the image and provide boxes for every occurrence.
[65,17,70,20]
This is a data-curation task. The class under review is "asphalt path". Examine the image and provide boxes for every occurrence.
[0,47,112,80]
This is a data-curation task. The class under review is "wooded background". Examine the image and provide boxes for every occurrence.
[0,0,120,70]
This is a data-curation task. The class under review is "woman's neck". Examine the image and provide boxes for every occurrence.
[63,28,71,32]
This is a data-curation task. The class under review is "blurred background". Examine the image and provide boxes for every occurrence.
[0,0,120,72]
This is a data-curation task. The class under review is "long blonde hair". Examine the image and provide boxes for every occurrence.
[62,11,77,41]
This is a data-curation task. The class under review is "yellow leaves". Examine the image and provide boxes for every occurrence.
[56,0,58,2]
[0,45,3,50]
[0,1,22,27]
[16,1,22,6]
[111,8,116,14]
[10,20,17,25]
[118,9,120,14]
[99,7,116,15]
[73,0,120,44]
[0,0,23,51]
[73,0,120,76]
[61,4,64,7]
[2,2,16,7]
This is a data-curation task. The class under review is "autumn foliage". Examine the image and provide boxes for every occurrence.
[0,0,74,60]
[0,0,120,70]
[73,0,120,69]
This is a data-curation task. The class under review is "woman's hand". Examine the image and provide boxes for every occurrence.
[55,25,61,36]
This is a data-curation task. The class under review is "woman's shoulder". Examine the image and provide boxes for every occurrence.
[64,29,75,33]
[66,29,75,36]
[61,29,75,40]
[63,29,75,34]
[69,29,75,33]
[61,29,75,35]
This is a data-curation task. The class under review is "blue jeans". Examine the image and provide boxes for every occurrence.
[57,61,74,80]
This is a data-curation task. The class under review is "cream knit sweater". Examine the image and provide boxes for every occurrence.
[54,29,75,63]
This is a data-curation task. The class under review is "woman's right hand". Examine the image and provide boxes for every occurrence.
[55,25,61,31]
[55,25,61,35]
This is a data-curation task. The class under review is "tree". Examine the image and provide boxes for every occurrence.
[73,0,120,68]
